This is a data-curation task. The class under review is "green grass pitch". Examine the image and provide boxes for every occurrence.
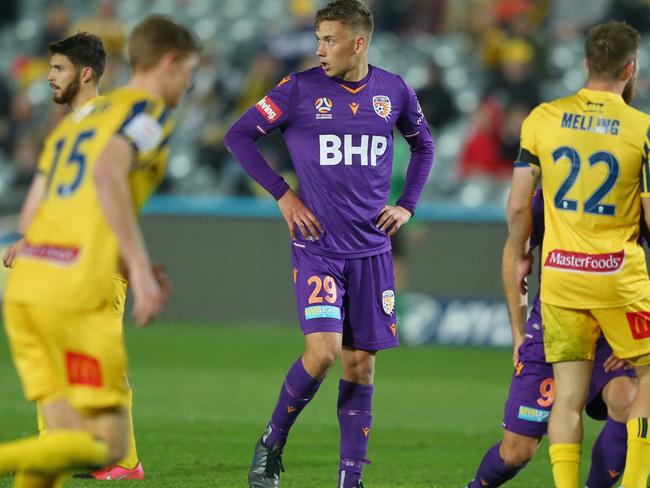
[0,323,606,487]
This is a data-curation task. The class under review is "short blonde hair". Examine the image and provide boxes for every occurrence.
[128,15,200,71]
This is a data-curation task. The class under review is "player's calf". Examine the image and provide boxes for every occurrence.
[466,431,537,487]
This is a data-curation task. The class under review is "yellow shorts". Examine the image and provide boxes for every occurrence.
[542,298,650,366]
[3,300,129,410]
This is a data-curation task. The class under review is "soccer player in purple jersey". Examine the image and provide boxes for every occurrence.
[225,1,434,486]
[465,190,637,488]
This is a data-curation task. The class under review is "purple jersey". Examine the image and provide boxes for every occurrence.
[226,65,434,258]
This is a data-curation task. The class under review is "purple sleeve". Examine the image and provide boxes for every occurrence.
[395,78,435,215]
[224,75,297,200]
[530,189,545,249]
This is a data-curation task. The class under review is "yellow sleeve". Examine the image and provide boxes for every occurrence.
[514,107,541,168]
[641,123,650,197]
[36,134,55,175]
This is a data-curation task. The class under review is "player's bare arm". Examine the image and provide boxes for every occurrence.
[502,238,528,366]
[2,173,47,268]
[277,188,323,241]
[94,135,163,327]
[117,257,173,306]
[376,205,411,237]
[507,165,540,294]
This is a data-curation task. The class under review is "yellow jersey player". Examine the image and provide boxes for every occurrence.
[507,21,650,488]
[0,16,199,488]
[2,32,162,481]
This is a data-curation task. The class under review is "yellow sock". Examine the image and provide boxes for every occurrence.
[14,472,55,488]
[115,389,139,469]
[13,473,68,488]
[620,417,650,488]
[549,443,581,488]
[0,430,108,474]
[36,402,46,435]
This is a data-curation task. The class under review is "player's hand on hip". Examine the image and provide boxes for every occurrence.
[152,263,173,305]
[376,205,411,237]
[129,265,164,327]
[603,353,630,372]
[2,238,24,268]
[278,189,323,241]
[514,254,533,295]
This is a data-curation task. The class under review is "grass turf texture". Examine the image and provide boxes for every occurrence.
[0,323,606,487]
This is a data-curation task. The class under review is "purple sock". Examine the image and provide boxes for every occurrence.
[262,357,321,448]
[586,417,627,488]
[337,379,373,488]
[468,442,525,487]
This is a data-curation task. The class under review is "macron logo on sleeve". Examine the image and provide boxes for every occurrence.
[256,96,282,123]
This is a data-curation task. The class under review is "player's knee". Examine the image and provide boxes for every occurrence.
[501,439,537,467]
[304,348,339,375]
[605,378,637,422]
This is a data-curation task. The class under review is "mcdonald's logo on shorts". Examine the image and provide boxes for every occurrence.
[66,351,103,387]
[626,312,650,340]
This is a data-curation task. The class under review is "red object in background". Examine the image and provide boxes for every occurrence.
[493,0,533,23]
[459,98,511,179]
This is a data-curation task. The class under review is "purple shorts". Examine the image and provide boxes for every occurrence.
[291,245,399,351]
[502,333,635,438]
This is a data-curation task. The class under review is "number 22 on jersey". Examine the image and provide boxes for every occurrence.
[552,145,619,216]
[45,129,96,198]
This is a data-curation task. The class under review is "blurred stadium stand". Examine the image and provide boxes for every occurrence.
[3,0,650,214]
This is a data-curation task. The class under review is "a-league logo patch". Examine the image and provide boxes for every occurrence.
[315,97,333,119]
[372,95,392,121]
[382,290,395,315]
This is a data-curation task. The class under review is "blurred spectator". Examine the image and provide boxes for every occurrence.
[71,0,126,90]
[601,0,650,34]
[0,0,17,28]
[0,77,12,156]
[416,61,458,132]
[234,52,282,114]
[70,0,124,57]
[549,0,610,40]
[36,4,70,55]
[193,50,232,179]
[500,103,529,163]
[458,98,510,180]
[8,91,46,186]
[266,0,317,73]
[485,37,541,110]
[400,0,448,36]
[370,0,409,34]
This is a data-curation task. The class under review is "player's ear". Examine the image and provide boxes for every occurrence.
[161,49,188,69]
[355,35,367,53]
[620,59,636,81]
[80,67,93,84]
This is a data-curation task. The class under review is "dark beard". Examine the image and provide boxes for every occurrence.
[52,75,80,105]
[622,76,636,105]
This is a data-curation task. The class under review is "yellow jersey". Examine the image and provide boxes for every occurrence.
[518,88,650,308]
[5,88,174,310]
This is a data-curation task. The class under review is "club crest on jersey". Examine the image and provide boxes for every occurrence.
[373,95,392,121]
[382,290,395,315]
[315,97,333,119]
